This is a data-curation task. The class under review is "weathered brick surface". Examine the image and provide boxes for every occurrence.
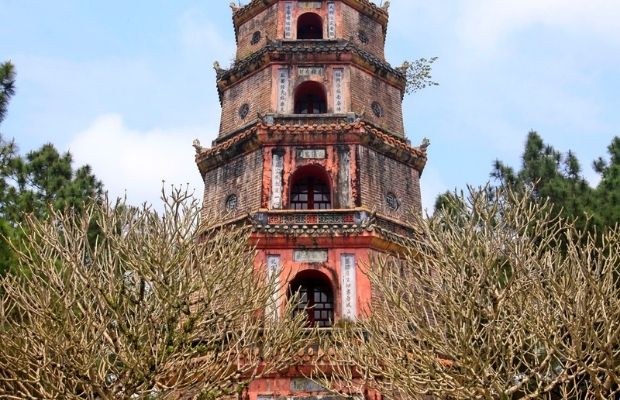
[340,2,385,60]
[357,145,421,222]
[219,67,272,137]
[202,2,426,399]
[350,67,404,135]
[202,150,263,219]
[262,144,354,209]
[235,4,279,60]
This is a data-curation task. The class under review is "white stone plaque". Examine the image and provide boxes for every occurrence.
[293,250,328,263]
[298,66,324,76]
[266,255,281,320]
[327,2,336,39]
[340,149,351,207]
[278,68,290,113]
[270,152,284,209]
[284,2,294,39]
[333,69,344,113]
[298,148,326,159]
[291,378,327,392]
[340,254,357,319]
[299,1,322,9]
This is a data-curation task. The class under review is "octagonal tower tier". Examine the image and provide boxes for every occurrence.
[195,1,428,399]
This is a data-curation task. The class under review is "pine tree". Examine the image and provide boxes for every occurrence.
[0,142,103,275]
[0,62,18,273]
[0,62,15,124]
[0,62,103,275]
[593,137,620,226]
[436,131,599,236]
[490,131,596,231]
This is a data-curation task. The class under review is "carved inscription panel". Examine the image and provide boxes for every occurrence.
[270,152,284,209]
[340,254,357,319]
[333,69,344,113]
[266,255,281,319]
[297,148,326,159]
[327,2,336,39]
[293,250,328,263]
[278,68,290,113]
[284,2,294,39]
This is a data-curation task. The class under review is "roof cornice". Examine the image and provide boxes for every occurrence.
[215,39,406,102]
[195,119,427,175]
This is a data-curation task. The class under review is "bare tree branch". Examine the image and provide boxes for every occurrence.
[319,187,620,399]
[0,187,312,399]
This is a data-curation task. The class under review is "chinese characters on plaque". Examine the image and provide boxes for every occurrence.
[297,148,326,159]
[270,152,284,208]
[298,1,322,9]
[284,2,293,39]
[327,2,336,39]
[333,69,344,113]
[340,254,357,319]
[293,250,328,263]
[278,68,290,113]
[266,255,281,320]
[298,66,324,76]
[340,149,351,207]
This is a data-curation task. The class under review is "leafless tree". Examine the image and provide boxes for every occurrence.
[0,188,311,399]
[318,187,620,399]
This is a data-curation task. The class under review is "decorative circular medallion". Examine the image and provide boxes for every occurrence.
[358,30,369,44]
[225,194,238,211]
[251,31,261,45]
[386,192,399,211]
[371,101,384,118]
[238,103,250,119]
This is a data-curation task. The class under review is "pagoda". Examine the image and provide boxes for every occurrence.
[195,1,427,398]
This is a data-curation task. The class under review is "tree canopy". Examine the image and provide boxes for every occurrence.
[0,62,103,275]
[0,62,15,124]
[436,130,620,234]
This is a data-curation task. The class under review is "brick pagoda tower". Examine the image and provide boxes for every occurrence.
[195,1,427,398]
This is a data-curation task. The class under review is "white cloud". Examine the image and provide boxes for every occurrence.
[420,167,449,216]
[177,6,236,65]
[68,114,206,207]
[456,0,620,49]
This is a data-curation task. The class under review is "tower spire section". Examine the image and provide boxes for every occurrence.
[195,1,427,398]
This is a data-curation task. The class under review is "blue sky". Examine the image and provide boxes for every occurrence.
[2,0,619,212]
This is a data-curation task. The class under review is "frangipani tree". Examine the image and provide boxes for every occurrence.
[0,188,311,399]
[321,187,620,399]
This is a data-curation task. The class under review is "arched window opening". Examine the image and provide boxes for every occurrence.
[290,166,331,210]
[297,13,323,40]
[294,81,327,115]
[290,270,334,327]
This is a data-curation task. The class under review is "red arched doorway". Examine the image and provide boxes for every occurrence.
[294,81,327,115]
[289,165,331,210]
[297,12,323,39]
[289,270,334,327]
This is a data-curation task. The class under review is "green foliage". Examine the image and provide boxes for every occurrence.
[402,57,439,95]
[0,139,103,275]
[0,61,16,124]
[437,131,600,231]
[437,131,620,245]
[593,137,620,225]
[490,131,596,227]
[0,62,103,275]
[6,143,103,220]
